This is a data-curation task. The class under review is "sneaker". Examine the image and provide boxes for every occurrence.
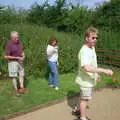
[72,110,80,116]
[19,88,28,93]
[72,106,80,116]
[78,117,91,120]
[49,84,54,87]
[55,87,59,90]
[13,89,20,97]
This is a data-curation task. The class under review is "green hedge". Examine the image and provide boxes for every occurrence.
[0,24,119,78]
[0,24,82,77]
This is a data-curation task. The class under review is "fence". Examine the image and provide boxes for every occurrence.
[96,48,120,67]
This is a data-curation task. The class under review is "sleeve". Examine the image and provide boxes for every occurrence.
[80,50,91,67]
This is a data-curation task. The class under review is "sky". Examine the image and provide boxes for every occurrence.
[0,0,110,9]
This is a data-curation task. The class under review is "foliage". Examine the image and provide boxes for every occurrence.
[0,0,120,76]
[0,73,79,118]
[1,0,120,33]
[0,5,27,24]
[63,6,93,34]
[92,0,120,31]
[27,0,93,33]
[0,24,82,77]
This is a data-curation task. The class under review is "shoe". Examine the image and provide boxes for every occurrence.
[55,87,59,90]
[13,89,20,97]
[77,117,91,120]
[49,84,54,87]
[72,110,80,116]
[19,88,28,93]
[72,106,80,116]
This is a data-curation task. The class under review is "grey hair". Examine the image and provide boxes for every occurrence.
[10,31,18,37]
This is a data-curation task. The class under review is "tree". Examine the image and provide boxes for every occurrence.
[92,0,120,31]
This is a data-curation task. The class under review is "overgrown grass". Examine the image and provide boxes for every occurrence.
[0,70,120,118]
[0,24,120,77]
[0,24,82,76]
[97,29,120,50]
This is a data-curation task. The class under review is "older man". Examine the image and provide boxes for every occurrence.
[5,31,25,94]
[75,27,113,120]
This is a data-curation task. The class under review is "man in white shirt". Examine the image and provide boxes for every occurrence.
[75,27,113,120]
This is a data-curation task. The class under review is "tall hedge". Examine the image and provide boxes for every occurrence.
[92,0,120,31]
[0,24,82,77]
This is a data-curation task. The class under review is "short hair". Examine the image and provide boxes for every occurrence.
[10,31,18,37]
[84,27,98,39]
[49,37,57,45]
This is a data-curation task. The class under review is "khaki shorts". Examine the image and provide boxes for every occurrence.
[8,61,24,77]
[80,87,93,100]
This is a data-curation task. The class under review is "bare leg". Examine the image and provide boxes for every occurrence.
[79,99,88,120]
[12,78,18,90]
[19,75,24,88]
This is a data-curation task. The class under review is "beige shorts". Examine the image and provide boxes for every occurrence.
[80,87,93,100]
[8,61,24,77]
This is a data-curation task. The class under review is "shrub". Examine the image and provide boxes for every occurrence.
[0,24,82,77]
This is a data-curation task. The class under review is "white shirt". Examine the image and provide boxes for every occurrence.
[46,45,58,62]
[76,45,99,87]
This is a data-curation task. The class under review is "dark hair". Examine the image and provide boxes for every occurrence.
[49,37,57,45]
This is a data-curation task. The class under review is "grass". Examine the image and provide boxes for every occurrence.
[0,73,79,118]
[0,70,120,118]
[96,69,120,88]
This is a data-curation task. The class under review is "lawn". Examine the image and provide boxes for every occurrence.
[0,73,79,118]
[0,71,120,118]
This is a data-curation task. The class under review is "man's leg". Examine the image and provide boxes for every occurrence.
[19,75,24,89]
[12,77,18,91]
[18,63,25,93]
[8,62,18,92]
[79,99,88,120]
[12,77,20,96]
[79,87,92,120]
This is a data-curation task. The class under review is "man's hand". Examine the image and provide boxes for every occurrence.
[18,52,25,61]
[104,69,113,76]
[22,52,25,60]
[17,57,24,61]
[96,75,101,82]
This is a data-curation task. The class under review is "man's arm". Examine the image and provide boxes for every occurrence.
[4,55,21,60]
[83,65,113,76]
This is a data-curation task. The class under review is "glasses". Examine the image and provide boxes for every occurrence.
[92,37,98,40]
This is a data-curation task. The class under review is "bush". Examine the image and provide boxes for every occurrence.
[0,24,82,77]
[0,24,119,77]
[92,0,120,31]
